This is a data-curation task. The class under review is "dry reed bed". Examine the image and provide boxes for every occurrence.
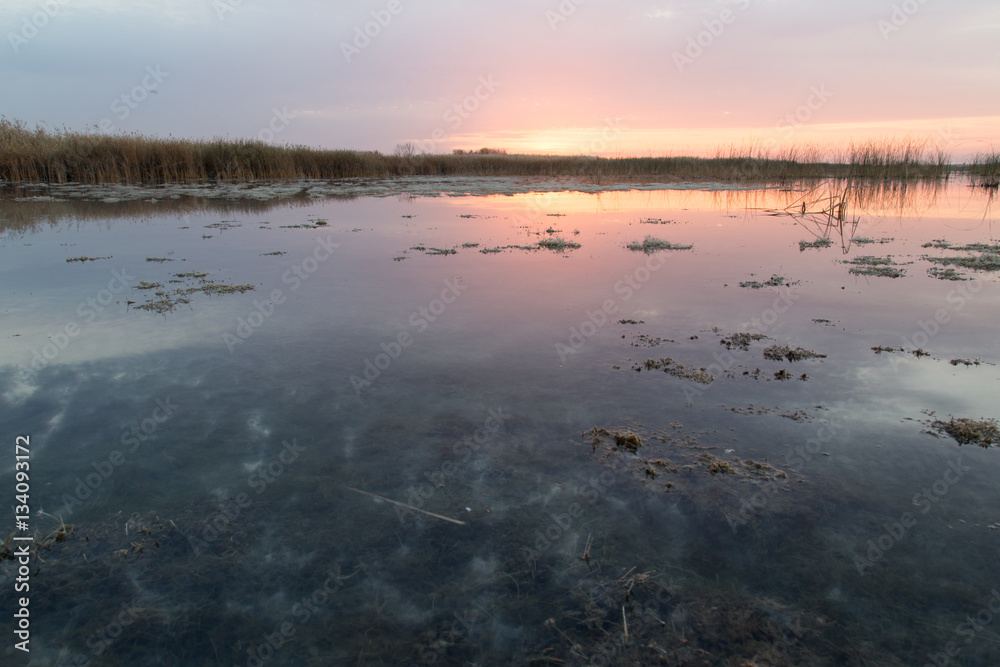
[0,118,960,185]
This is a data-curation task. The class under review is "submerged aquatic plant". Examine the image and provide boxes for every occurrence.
[763,345,827,362]
[924,253,1000,272]
[931,417,1000,448]
[536,236,581,251]
[626,235,693,253]
[720,332,769,350]
[844,255,905,278]
[798,237,833,250]
[738,274,797,289]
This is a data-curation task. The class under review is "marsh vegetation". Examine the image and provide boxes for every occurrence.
[0,119,967,186]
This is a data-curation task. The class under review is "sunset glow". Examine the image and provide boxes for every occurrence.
[3,0,998,160]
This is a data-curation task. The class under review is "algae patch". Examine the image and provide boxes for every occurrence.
[536,236,582,251]
[843,255,906,278]
[720,332,769,350]
[928,416,1000,448]
[632,358,714,384]
[626,235,693,253]
[763,345,827,362]
[923,253,1000,272]
[66,255,112,263]
[798,238,833,250]
[133,270,255,314]
[739,274,798,289]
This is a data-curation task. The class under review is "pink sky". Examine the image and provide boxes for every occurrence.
[4,0,999,160]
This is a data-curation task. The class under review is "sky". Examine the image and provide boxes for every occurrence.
[3,0,999,159]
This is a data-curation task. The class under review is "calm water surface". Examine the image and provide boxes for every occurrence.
[1,180,998,666]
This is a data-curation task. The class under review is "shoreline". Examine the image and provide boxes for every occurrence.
[2,175,791,205]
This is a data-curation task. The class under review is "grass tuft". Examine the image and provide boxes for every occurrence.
[626,235,693,253]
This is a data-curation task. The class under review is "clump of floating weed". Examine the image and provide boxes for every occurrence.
[584,427,643,454]
[632,358,714,384]
[425,247,457,255]
[927,267,968,281]
[924,253,1000,272]
[739,274,797,289]
[930,416,1000,448]
[798,237,833,250]
[763,345,827,362]
[66,255,112,263]
[134,270,253,313]
[843,255,905,278]
[720,332,769,350]
[626,235,692,253]
[613,431,643,454]
[536,236,581,251]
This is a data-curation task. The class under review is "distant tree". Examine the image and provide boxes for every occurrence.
[394,142,415,157]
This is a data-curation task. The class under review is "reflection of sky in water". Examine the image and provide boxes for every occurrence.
[0,180,998,664]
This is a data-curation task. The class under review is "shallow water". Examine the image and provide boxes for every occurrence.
[1,179,999,665]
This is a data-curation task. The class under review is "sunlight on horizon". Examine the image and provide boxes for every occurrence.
[436,115,1000,162]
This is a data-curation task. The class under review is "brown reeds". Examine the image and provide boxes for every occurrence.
[969,150,999,187]
[0,118,957,186]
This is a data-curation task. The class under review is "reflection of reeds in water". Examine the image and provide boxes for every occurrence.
[970,150,1000,188]
[769,178,962,254]
[0,192,316,235]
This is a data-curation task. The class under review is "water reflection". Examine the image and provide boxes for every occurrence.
[0,177,998,665]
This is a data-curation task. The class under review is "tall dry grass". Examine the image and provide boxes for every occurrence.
[0,119,957,186]
[969,150,999,185]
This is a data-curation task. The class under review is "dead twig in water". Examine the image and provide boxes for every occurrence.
[337,484,466,525]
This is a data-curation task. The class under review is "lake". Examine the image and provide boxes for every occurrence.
[1,178,998,666]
